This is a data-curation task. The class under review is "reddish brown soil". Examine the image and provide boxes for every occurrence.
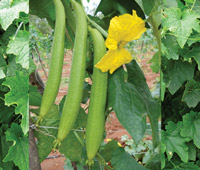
[38,51,159,170]
[41,151,66,170]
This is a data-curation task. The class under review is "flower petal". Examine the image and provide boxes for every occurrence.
[95,48,132,74]
[105,10,146,49]
[105,38,118,50]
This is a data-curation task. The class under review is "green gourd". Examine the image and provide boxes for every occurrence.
[38,0,65,123]
[86,27,108,167]
[54,0,87,146]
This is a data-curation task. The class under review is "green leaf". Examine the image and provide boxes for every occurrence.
[111,147,149,170]
[3,123,29,170]
[60,131,84,162]
[182,46,200,71]
[76,163,85,170]
[193,0,200,15]
[65,24,75,49]
[0,70,5,79]
[162,0,178,8]
[176,162,200,170]
[33,105,59,162]
[187,32,200,46]
[91,159,104,170]
[0,79,8,93]
[161,143,166,169]
[0,48,7,79]
[166,60,195,94]
[160,71,166,101]
[29,57,36,74]
[162,121,190,162]
[126,61,160,120]
[180,111,200,149]
[3,71,29,134]
[163,8,200,48]
[0,99,14,124]
[81,81,91,104]
[109,65,146,143]
[162,35,180,60]
[59,105,87,161]
[184,0,194,4]
[58,95,66,116]
[109,60,160,144]
[148,52,160,73]
[0,0,28,30]
[0,135,14,170]
[6,56,26,77]
[187,142,197,161]
[100,140,119,162]
[7,31,29,69]
[95,0,121,15]
[64,158,74,170]
[29,85,42,107]
[144,149,161,170]
[95,0,145,19]
[1,25,16,45]
[135,0,159,16]
[0,45,6,79]
[30,0,55,26]
[74,107,87,129]
[182,80,200,108]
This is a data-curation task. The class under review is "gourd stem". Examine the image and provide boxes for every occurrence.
[147,15,161,150]
[86,15,108,38]
[73,131,84,146]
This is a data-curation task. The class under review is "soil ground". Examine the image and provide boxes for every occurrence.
[38,50,159,170]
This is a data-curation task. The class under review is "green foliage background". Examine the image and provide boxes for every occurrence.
[0,0,29,169]
[161,0,200,169]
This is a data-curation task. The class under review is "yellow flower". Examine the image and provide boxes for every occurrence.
[95,48,132,74]
[95,10,146,74]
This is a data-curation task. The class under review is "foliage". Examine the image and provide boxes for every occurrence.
[161,0,200,169]
[0,0,29,169]
[121,135,153,164]
[29,0,161,169]
[29,16,53,68]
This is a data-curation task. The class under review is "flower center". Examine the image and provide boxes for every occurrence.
[118,41,127,49]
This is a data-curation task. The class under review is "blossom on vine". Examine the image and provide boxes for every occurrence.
[95,10,146,74]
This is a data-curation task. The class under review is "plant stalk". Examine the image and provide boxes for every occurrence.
[86,16,108,38]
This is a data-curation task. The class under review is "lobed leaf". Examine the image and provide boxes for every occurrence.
[0,0,28,30]
[165,60,195,95]
[6,31,29,69]
[3,71,29,134]
[3,123,29,170]
[163,8,200,48]
[162,121,190,162]
[180,111,200,149]
[182,80,200,108]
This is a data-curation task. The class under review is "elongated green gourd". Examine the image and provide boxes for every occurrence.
[38,0,65,122]
[61,0,76,33]
[55,0,87,144]
[86,27,108,166]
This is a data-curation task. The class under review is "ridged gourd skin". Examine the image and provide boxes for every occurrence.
[61,0,76,33]
[56,0,87,142]
[38,0,65,120]
[86,27,108,165]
